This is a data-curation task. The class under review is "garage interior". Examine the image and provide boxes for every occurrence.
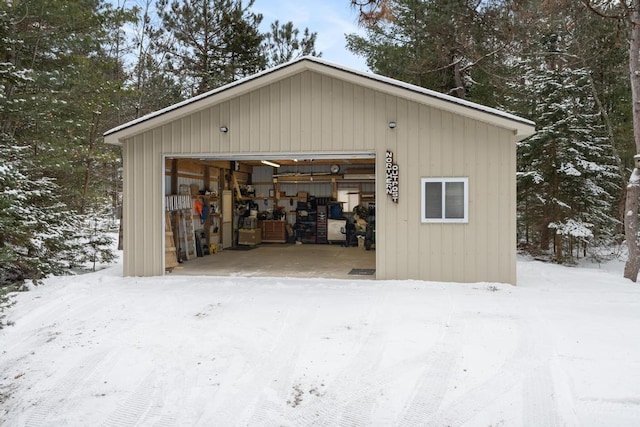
[164,155,376,279]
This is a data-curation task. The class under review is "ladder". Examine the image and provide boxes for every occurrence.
[165,190,197,261]
[180,209,197,260]
[165,212,179,270]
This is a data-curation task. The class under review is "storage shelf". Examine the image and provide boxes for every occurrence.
[240,196,275,201]
[274,174,342,183]
[192,195,219,200]
[275,175,374,184]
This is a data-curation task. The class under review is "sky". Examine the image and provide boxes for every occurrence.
[252,0,369,71]
[112,0,370,72]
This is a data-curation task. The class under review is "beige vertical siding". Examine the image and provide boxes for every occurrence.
[121,69,518,283]
[372,96,517,283]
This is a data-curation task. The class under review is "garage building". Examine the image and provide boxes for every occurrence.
[104,56,535,284]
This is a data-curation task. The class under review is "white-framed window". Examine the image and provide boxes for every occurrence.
[421,177,468,223]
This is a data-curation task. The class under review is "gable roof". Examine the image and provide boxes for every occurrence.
[104,56,535,145]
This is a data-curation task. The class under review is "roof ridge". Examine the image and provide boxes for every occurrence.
[104,56,534,139]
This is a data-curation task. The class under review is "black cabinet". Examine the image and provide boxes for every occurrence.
[296,203,316,243]
[316,205,327,244]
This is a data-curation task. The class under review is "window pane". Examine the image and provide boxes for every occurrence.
[445,182,464,219]
[425,182,442,218]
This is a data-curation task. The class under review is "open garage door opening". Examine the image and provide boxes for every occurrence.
[163,153,377,279]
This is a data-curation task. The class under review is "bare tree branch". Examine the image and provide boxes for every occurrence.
[460,45,510,73]
[350,0,392,26]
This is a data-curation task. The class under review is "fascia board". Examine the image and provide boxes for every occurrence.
[104,61,310,146]
[105,56,535,145]
[302,60,536,139]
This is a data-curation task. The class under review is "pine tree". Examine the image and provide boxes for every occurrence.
[345,0,514,104]
[0,0,134,213]
[0,0,131,286]
[155,0,266,96]
[0,141,81,286]
[262,20,319,67]
[73,207,118,272]
[128,0,184,119]
[512,60,620,262]
[580,0,640,280]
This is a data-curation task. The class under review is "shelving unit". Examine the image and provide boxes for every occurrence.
[191,194,220,254]
[163,159,375,268]
[296,204,317,244]
[316,205,328,244]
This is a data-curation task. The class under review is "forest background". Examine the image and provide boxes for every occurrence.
[0,0,637,289]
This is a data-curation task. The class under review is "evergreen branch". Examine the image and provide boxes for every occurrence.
[580,0,625,21]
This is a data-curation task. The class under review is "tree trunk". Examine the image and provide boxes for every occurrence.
[555,232,563,263]
[80,158,92,215]
[540,215,552,251]
[118,219,124,251]
[624,170,640,281]
[541,138,559,254]
[80,113,101,214]
[453,54,466,99]
[624,2,640,281]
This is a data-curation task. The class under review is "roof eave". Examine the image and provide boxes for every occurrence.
[104,59,311,145]
[300,60,536,138]
[104,56,535,145]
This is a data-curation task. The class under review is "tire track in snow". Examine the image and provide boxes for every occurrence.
[24,350,111,427]
[292,323,461,427]
[146,359,200,426]
[101,372,171,427]
[243,300,331,426]
[153,414,179,427]
[423,317,543,427]
[322,310,386,426]
[334,294,465,426]
[396,320,467,426]
[288,294,389,426]
[332,297,391,426]
[207,300,320,426]
[287,293,462,426]
[522,365,561,427]
[243,292,389,426]
[151,370,184,427]
[578,397,640,425]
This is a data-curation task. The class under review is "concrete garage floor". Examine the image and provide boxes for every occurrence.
[172,243,376,279]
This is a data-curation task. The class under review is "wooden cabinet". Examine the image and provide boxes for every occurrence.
[259,220,287,243]
[238,229,262,246]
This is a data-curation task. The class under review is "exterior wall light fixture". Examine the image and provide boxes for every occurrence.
[220,126,229,133]
[388,121,397,129]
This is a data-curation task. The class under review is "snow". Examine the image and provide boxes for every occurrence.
[559,162,581,176]
[549,219,594,238]
[629,168,640,185]
[1,257,640,426]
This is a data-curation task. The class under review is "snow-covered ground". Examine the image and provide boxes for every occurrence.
[1,256,639,426]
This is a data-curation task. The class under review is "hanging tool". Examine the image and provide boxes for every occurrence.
[231,171,243,202]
